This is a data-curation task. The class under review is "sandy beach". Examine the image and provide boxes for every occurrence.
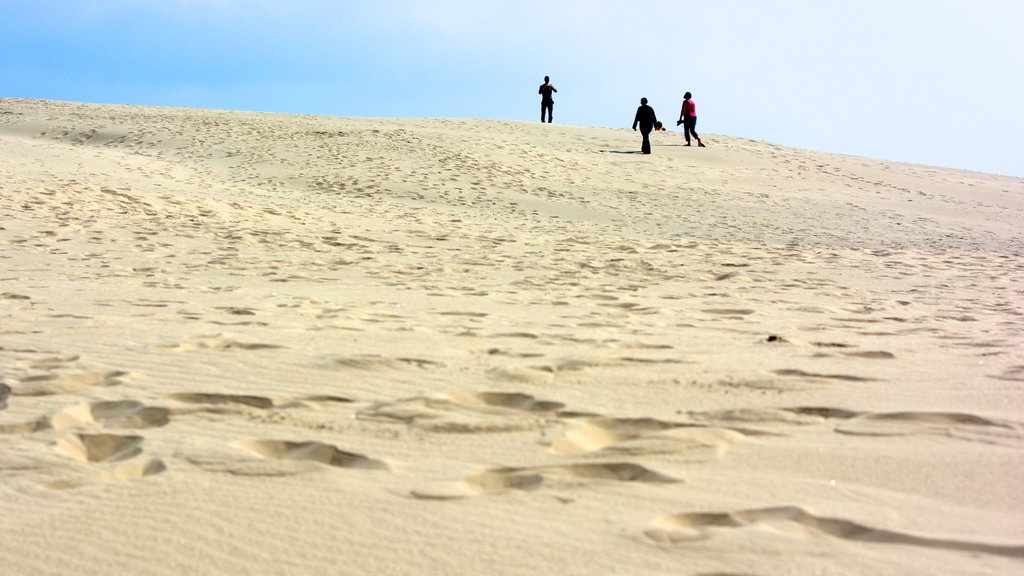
[1,98,1022,575]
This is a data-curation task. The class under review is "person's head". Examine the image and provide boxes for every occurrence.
[544,76,550,83]
[684,92,692,100]
[641,97,648,105]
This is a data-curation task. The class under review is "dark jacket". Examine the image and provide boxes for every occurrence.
[633,105,657,132]
[539,83,557,102]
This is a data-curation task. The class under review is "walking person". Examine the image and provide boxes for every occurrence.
[632,97,658,154]
[676,92,704,147]
[539,76,557,123]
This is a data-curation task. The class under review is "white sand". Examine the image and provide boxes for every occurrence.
[1,98,1022,575]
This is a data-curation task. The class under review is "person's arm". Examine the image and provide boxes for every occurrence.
[633,108,639,130]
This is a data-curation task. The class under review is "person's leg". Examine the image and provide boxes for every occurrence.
[547,101,554,123]
[683,119,692,145]
[541,102,547,122]
[686,118,704,147]
[641,129,652,154]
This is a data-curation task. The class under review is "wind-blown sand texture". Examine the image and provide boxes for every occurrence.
[1,98,1022,575]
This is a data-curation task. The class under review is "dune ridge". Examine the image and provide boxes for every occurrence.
[1,98,1022,575]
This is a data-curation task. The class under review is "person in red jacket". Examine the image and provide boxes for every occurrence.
[676,92,705,147]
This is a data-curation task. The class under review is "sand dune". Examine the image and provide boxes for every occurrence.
[1,98,1022,575]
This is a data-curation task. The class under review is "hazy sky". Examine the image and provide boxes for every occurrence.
[2,0,1022,176]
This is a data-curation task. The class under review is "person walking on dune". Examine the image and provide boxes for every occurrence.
[539,76,557,123]
[676,92,704,147]
[632,97,658,154]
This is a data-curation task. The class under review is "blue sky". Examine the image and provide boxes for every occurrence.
[2,0,1022,176]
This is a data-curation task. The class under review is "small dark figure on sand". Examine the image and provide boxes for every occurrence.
[632,97,658,154]
[539,76,557,123]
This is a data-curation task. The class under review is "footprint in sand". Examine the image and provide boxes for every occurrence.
[54,433,144,463]
[687,406,859,430]
[780,406,862,421]
[549,417,744,460]
[413,461,678,500]
[45,457,166,490]
[167,392,274,410]
[10,370,129,396]
[153,335,284,352]
[189,439,387,477]
[476,462,676,490]
[702,308,756,317]
[989,365,1024,382]
[685,406,1022,448]
[645,506,1024,559]
[356,391,565,433]
[236,439,387,470]
[772,368,878,383]
[322,354,445,371]
[0,289,33,300]
[18,354,81,369]
[835,411,1022,446]
[483,366,555,385]
[50,400,171,430]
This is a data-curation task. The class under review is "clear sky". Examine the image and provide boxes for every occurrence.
[2,0,1022,176]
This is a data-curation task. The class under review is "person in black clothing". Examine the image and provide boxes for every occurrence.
[632,97,658,154]
[539,76,557,123]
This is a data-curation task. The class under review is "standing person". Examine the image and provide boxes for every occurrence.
[632,97,658,154]
[676,91,705,147]
[539,76,557,123]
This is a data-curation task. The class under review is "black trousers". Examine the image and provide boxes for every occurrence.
[541,100,553,123]
[683,117,699,143]
[639,124,653,154]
